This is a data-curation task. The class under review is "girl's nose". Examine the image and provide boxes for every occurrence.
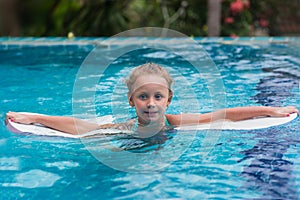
[147,97,155,108]
[147,104,155,108]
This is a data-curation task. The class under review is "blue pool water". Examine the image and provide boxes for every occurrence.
[0,37,299,199]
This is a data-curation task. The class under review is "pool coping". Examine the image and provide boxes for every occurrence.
[0,37,299,46]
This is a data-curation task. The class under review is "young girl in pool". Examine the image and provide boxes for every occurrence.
[5,63,299,135]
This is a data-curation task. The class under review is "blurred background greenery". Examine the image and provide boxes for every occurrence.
[0,0,299,37]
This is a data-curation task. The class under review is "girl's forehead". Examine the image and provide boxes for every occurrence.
[133,83,169,93]
[132,75,169,90]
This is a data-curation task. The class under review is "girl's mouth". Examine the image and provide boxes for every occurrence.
[144,111,159,117]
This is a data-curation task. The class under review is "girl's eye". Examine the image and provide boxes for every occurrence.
[138,94,147,100]
[155,94,163,99]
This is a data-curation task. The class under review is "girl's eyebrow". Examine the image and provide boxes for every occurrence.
[134,88,168,93]
[135,91,148,94]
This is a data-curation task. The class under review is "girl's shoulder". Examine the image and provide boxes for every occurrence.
[99,119,136,130]
[165,114,181,126]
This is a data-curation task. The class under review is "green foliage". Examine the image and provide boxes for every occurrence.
[220,0,299,36]
[2,0,298,36]
[18,0,132,36]
[16,0,210,37]
[221,0,252,36]
[127,0,208,36]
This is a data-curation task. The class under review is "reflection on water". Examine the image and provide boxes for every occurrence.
[243,44,300,199]
[252,68,299,106]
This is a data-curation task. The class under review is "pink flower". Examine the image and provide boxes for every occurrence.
[230,0,244,14]
[243,0,250,9]
[230,33,238,38]
[259,19,269,28]
[225,17,234,24]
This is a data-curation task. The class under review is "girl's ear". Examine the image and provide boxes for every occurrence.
[167,89,173,106]
[127,93,134,107]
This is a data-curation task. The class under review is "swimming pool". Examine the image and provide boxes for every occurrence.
[0,37,299,199]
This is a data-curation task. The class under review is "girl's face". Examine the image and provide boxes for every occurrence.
[129,75,171,125]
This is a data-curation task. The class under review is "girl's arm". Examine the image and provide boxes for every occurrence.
[167,106,299,126]
[6,112,99,135]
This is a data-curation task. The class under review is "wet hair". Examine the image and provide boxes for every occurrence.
[125,63,173,94]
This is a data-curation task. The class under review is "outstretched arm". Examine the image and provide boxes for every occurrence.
[167,106,299,126]
[6,112,99,134]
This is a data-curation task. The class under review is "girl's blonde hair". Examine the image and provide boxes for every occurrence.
[125,63,173,94]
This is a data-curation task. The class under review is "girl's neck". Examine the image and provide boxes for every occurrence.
[134,116,166,134]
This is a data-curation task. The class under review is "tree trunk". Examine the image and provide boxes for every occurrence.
[0,0,19,36]
[207,0,221,37]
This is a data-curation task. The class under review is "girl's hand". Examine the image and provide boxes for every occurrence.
[268,106,299,117]
[5,112,36,125]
